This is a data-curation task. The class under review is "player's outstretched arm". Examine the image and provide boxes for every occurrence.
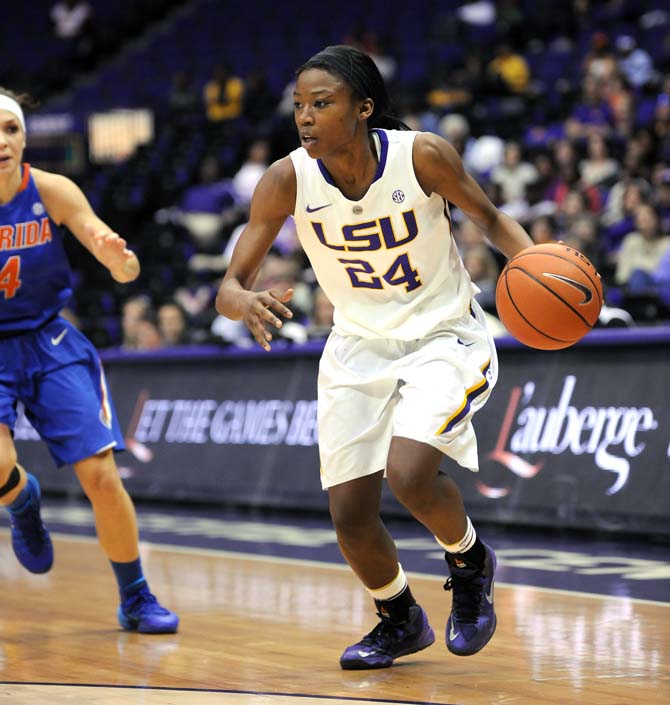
[34,169,140,283]
[413,132,533,259]
[215,157,296,351]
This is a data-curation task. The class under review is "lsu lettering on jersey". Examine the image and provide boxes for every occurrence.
[0,164,72,333]
[290,129,477,340]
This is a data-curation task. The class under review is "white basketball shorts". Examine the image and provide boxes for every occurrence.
[317,300,498,489]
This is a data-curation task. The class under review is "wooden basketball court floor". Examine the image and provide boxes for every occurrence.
[0,503,668,705]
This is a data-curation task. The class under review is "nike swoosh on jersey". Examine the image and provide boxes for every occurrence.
[306,203,332,213]
[51,328,68,346]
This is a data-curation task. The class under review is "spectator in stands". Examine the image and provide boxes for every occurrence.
[343,28,398,83]
[167,70,200,124]
[305,286,335,340]
[527,151,556,205]
[491,141,538,204]
[622,135,653,181]
[50,0,96,70]
[253,254,311,329]
[655,247,670,306]
[242,71,279,136]
[554,188,593,237]
[603,72,634,137]
[463,244,500,311]
[189,215,301,292]
[579,134,619,187]
[273,77,303,155]
[462,134,505,179]
[455,218,488,254]
[582,32,618,83]
[652,166,670,234]
[453,0,497,42]
[276,79,297,119]
[178,156,237,248]
[50,0,92,36]
[601,179,650,259]
[652,87,670,163]
[438,113,473,159]
[496,0,525,50]
[486,42,530,95]
[212,253,309,346]
[457,52,488,105]
[615,203,670,291]
[173,281,214,331]
[601,172,649,227]
[423,60,477,118]
[183,141,272,280]
[203,63,244,125]
[566,214,600,266]
[553,138,578,176]
[565,75,614,138]
[530,215,558,245]
[547,140,603,214]
[135,309,162,351]
[157,300,192,347]
[615,35,656,91]
[633,126,656,167]
[120,294,153,350]
[232,139,270,207]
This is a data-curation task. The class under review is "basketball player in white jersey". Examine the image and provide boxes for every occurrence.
[216,45,534,669]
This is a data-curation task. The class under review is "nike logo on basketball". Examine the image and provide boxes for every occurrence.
[306,203,332,213]
[51,328,68,346]
[543,273,593,304]
[449,623,460,641]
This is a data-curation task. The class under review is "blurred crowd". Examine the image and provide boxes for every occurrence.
[45,0,669,350]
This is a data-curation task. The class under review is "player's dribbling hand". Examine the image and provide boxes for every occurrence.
[87,224,140,283]
[240,288,294,351]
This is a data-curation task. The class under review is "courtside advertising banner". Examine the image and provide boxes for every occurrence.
[461,342,669,533]
[14,334,670,534]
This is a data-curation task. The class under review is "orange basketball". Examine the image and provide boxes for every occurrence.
[495,243,603,350]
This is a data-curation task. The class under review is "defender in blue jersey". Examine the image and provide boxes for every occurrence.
[0,87,178,633]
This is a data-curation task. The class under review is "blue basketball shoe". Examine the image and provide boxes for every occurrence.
[118,584,179,634]
[444,543,497,656]
[340,604,435,669]
[9,473,54,574]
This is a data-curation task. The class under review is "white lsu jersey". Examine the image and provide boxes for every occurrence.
[290,129,477,340]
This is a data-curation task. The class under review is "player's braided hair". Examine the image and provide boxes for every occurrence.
[297,45,410,131]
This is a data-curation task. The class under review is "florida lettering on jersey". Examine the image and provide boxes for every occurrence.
[0,217,53,251]
[290,129,477,340]
[0,164,73,332]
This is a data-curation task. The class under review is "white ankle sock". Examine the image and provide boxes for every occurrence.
[434,516,476,554]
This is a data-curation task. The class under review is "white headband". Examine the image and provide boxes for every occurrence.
[0,95,26,134]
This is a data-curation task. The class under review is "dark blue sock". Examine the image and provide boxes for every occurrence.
[7,483,32,515]
[111,558,146,597]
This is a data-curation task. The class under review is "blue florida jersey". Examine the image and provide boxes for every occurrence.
[0,164,72,333]
[290,129,477,340]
